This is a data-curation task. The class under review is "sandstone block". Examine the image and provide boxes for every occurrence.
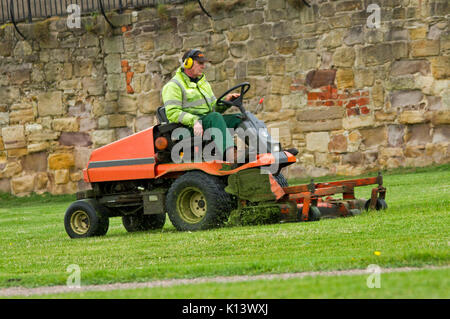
[107,114,127,128]
[11,174,35,195]
[360,127,387,149]
[328,134,348,153]
[22,152,48,172]
[34,172,48,191]
[52,118,79,132]
[408,26,428,40]
[387,125,405,147]
[104,36,124,54]
[263,95,282,112]
[54,169,70,184]
[37,91,63,116]
[319,30,344,49]
[107,74,126,92]
[333,47,355,67]
[118,95,137,113]
[358,44,393,66]
[277,37,298,55]
[136,116,156,132]
[82,77,105,96]
[372,81,384,107]
[300,153,315,166]
[429,56,450,80]
[59,132,92,147]
[267,122,292,148]
[380,147,404,158]
[92,130,116,147]
[341,152,365,166]
[28,142,50,153]
[138,92,161,114]
[343,116,374,130]
[270,76,291,95]
[104,54,122,74]
[1,125,26,149]
[344,26,364,45]
[425,143,449,164]
[297,107,344,121]
[390,90,423,108]
[298,51,318,71]
[391,60,431,76]
[226,27,249,42]
[431,111,450,125]
[297,119,342,132]
[336,68,354,89]
[432,126,450,143]
[48,153,75,170]
[281,93,307,110]
[0,112,9,126]
[405,124,432,146]
[70,172,82,182]
[399,111,425,124]
[336,164,365,176]
[247,39,275,58]
[28,130,60,142]
[267,57,285,75]
[404,145,424,158]
[0,87,20,105]
[51,181,78,195]
[7,148,28,158]
[0,162,22,178]
[411,40,440,57]
[306,132,330,152]
[74,147,93,170]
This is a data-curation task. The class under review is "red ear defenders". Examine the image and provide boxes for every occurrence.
[183,49,201,69]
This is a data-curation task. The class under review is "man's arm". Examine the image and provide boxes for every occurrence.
[162,82,199,127]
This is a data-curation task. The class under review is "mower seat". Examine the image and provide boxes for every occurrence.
[156,106,169,124]
[155,106,221,161]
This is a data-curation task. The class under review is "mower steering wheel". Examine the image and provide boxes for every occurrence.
[216,82,251,114]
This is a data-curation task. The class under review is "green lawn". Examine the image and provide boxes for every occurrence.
[0,164,449,298]
[25,268,450,299]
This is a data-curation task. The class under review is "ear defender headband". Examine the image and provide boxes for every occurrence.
[183,49,200,69]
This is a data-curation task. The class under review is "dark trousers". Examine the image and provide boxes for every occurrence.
[199,112,242,155]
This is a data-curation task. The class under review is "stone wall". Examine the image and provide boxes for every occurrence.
[0,0,449,195]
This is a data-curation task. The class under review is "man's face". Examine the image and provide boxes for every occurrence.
[190,60,206,78]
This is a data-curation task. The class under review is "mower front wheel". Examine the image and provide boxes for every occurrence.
[364,198,388,211]
[166,171,233,231]
[64,199,109,239]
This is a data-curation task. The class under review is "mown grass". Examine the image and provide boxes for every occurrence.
[25,268,450,299]
[0,164,449,295]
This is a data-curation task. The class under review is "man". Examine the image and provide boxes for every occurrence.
[162,49,241,162]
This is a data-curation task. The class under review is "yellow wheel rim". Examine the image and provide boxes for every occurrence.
[177,187,207,224]
[70,210,90,235]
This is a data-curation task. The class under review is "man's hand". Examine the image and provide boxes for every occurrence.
[225,93,240,101]
[193,120,203,136]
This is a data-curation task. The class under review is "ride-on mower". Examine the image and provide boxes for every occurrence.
[64,82,387,238]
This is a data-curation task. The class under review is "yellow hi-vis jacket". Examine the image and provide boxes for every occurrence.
[162,67,227,127]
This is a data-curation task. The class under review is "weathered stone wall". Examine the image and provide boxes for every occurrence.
[0,0,449,195]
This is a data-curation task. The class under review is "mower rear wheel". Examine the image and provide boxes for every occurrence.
[64,199,109,238]
[166,171,233,231]
[273,172,289,187]
[364,198,388,211]
[122,212,166,232]
[309,206,321,221]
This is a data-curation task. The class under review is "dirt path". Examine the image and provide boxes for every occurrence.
[1,265,448,297]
